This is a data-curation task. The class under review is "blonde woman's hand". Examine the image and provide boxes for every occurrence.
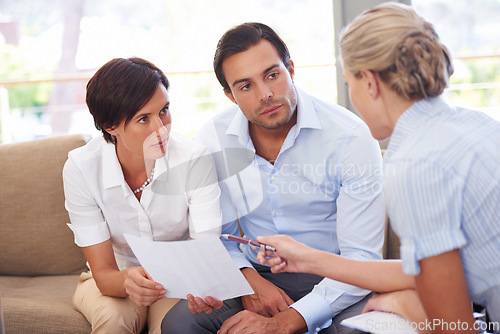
[362,290,427,325]
[256,235,316,274]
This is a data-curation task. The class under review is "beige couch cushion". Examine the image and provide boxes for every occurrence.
[0,275,91,333]
[0,134,89,276]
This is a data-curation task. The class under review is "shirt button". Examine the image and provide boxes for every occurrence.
[316,328,321,332]
[274,211,280,216]
[271,175,276,181]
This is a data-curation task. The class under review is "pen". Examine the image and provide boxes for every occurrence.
[221,234,276,251]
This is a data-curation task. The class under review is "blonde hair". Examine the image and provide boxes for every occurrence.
[340,2,454,100]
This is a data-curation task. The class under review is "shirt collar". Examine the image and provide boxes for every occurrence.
[295,87,322,131]
[102,140,124,190]
[225,86,322,147]
[101,137,170,191]
[386,97,449,157]
[226,108,251,148]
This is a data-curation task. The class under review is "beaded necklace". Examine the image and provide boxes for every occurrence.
[132,168,155,194]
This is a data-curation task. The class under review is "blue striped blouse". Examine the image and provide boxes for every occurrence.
[384,97,500,305]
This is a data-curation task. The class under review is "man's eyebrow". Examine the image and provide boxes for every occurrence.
[231,77,251,88]
[230,64,280,88]
[263,64,279,74]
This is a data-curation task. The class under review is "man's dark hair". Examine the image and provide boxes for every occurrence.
[86,57,169,144]
[213,22,291,92]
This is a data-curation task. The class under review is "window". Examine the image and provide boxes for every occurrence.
[413,0,500,120]
[0,0,335,143]
[0,0,498,144]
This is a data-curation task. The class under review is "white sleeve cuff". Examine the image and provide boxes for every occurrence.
[67,221,110,247]
[290,293,333,333]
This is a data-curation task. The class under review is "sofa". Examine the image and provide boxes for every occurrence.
[0,133,401,333]
[0,134,91,333]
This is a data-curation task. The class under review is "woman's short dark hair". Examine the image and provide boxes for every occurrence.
[213,22,291,92]
[86,57,169,144]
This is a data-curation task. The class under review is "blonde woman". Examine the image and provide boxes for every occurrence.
[258,3,500,333]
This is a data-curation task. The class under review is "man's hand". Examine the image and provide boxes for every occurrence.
[241,268,293,317]
[123,266,166,306]
[187,294,223,314]
[218,310,280,334]
[218,308,306,334]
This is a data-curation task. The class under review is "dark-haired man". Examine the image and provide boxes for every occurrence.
[162,22,385,334]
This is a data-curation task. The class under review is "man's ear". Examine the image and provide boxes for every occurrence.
[361,70,380,99]
[287,59,295,80]
[224,89,236,104]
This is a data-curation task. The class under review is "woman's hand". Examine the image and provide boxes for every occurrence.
[362,290,427,324]
[256,235,316,274]
[186,294,223,314]
[123,266,166,306]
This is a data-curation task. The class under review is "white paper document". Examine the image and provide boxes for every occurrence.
[341,311,418,334]
[124,234,254,300]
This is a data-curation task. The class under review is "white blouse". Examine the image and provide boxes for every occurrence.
[63,133,222,270]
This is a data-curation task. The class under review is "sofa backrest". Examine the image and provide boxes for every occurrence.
[383,218,401,259]
[0,134,89,276]
[380,149,401,260]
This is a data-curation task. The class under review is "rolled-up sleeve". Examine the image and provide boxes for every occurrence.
[63,157,110,247]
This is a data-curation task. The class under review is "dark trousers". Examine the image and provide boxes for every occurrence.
[161,263,370,333]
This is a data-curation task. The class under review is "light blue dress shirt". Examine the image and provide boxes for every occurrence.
[384,97,500,322]
[197,87,386,333]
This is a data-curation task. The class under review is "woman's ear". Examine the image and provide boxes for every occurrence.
[105,126,117,136]
[361,70,380,99]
